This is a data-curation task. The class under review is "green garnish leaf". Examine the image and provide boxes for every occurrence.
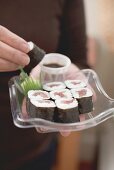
[18,67,42,96]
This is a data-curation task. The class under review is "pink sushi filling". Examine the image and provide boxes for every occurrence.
[33,92,48,98]
[54,91,66,98]
[37,100,51,104]
[78,89,87,97]
[62,99,74,104]
[71,81,81,85]
[48,84,60,88]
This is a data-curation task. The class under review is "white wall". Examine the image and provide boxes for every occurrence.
[83,2,114,170]
[84,0,114,98]
[84,0,98,38]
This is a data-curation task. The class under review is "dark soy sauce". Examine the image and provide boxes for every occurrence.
[43,63,64,68]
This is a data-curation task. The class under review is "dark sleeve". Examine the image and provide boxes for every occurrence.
[57,0,89,69]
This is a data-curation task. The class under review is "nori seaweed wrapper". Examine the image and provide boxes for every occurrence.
[26,97,31,116]
[35,107,54,121]
[57,107,80,123]
[25,42,46,73]
[27,99,55,121]
[77,96,93,114]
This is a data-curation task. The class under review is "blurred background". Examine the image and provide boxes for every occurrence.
[80,0,114,169]
[55,1,114,170]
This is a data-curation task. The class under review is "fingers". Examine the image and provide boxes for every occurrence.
[60,131,71,137]
[21,98,29,119]
[0,41,30,67]
[0,25,30,71]
[29,64,41,78]
[0,25,29,53]
[0,58,19,71]
[66,63,80,79]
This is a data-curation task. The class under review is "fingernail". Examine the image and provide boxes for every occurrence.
[21,43,30,53]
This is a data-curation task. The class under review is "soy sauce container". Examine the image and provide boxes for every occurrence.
[40,53,71,84]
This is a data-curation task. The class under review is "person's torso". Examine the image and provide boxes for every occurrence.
[0,0,66,52]
[0,0,66,169]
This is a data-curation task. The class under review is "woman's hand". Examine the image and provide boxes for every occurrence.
[0,25,30,72]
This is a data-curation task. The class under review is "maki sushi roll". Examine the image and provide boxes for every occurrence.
[26,90,50,115]
[55,98,79,123]
[43,82,66,91]
[50,89,72,100]
[25,42,46,72]
[71,87,93,114]
[28,90,50,100]
[28,41,46,67]
[65,79,86,89]
[27,99,56,121]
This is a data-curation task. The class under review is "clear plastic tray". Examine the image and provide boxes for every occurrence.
[8,69,114,133]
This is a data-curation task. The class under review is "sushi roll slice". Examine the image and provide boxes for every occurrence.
[28,42,46,67]
[71,87,93,114]
[50,89,72,100]
[65,79,86,89]
[55,98,79,123]
[24,42,46,72]
[28,90,50,100]
[27,99,56,121]
[43,82,66,91]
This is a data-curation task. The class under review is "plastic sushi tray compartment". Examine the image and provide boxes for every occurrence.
[8,69,114,133]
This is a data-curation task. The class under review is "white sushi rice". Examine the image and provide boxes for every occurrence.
[28,90,50,100]
[43,82,66,91]
[50,89,72,100]
[71,87,93,99]
[65,79,86,89]
[28,41,34,51]
[30,99,56,108]
[55,98,78,109]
